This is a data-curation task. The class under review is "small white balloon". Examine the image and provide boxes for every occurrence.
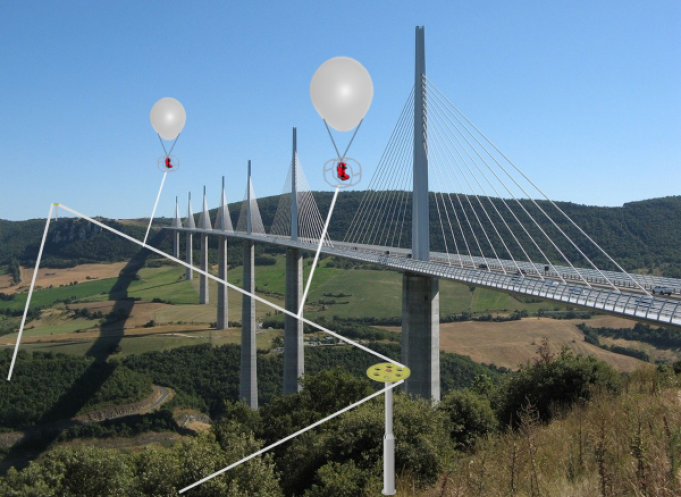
[310,57,373,132]
[150,98,186,140]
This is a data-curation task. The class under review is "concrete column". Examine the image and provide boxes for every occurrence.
[200,234,209,304]
[240,240,258,409]
[217,236,229,329]
[284,247,303,394]
[401,273,440,402]
[185,233,193,280]
[173,231,180,258]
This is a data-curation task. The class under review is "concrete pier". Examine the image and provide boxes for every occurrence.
[199,235,209,304]
[284,247,303,394]
[215,176,232,330]
[401,273,440,401]
[185,193,195,281]
[217,236,228,329]
[240,239,257,409]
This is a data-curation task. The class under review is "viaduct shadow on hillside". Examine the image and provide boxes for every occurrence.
[0,229,168,474]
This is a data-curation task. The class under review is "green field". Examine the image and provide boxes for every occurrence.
[0,278,119,312]
[0,255,568,350]
[13,328,282,358]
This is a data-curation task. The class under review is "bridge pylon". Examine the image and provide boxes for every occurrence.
[284,127,304,395]
[199,186,212,304]
[171,196,182,258]
[185,192,196,281]
[241,160,258,409]
[215,176,232,330]
[403,25,440,402]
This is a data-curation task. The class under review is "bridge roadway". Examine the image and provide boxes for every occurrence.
[169,227,681,328]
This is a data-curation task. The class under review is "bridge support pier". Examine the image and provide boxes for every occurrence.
[217,236,229,329]
[185,233,193,280]
[240,240,258,409]
[200,234,209,304]
[401,273,440,402]
[172,231,180,258]
[284,247,303,394]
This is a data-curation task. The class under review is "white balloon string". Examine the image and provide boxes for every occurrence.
[323,119,363,161]
[341,119,362,160]
[157,134,169,156]
[156,133,181,157]
[167,132,180,156]
[323,120,342,159]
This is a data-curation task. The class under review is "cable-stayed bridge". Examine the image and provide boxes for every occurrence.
[166,27,681,406]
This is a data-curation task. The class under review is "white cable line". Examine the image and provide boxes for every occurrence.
[441,82,645,292]
[179,380,404,494]
[429,93,520,275]
[429,106,508,274]
[385,133,414,248]
[298,187,340,316]
[426,82,580,285]
[428,90,543,277]
[429,118,491,270]
[427,129,475,267]
[357,98,412,247]
[371,107,413,247]
[396,166,413,249]
[382,97,416,248]
[7,204,54,381]
[56,204,403,367]
[429,131,475,268]
[432,174,452,266]
[143,171,168,245]
[345,88,414,244]
[427,79,627,292]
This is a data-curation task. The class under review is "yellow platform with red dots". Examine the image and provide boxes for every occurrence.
[366,363,411,383]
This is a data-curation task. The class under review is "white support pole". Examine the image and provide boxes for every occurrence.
[383,382,396,495]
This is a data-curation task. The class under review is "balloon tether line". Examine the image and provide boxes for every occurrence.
[323,119,363,161]
[157,132,181,157]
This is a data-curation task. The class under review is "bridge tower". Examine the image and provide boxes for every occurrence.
[185,192,196,280]
[171,196,182,258]
[402,26,440,402]
[241,160,258,409]
[215,176,230,330]
[284,127,304,395]
[199,186,212,304]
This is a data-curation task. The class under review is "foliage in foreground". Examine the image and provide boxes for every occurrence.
[0,430,282,497]
[419,367,681,497]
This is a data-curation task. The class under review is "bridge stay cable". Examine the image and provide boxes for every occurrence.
[379,107,414,248]
[428,102,512,275]
[344,88,414,246]
[426,86,568,283]
[426,77,644,294]
[429,124,492,270]
[374,106,414,248]
[355,93,413,248]
[426,80,594,287]
[427,92,548,279]
[428,92,527,276]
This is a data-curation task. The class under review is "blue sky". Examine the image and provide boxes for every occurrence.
[1,1,679,221]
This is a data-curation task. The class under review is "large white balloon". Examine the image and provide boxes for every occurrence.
[310,57,373,132]
[150,98,186,140]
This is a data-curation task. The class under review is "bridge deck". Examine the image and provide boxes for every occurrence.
[167,227,681,328]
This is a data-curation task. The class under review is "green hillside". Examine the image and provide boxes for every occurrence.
[2,194,681,276]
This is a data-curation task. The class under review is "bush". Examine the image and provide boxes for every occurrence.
[439,389,498,449]
[495,341,622,428]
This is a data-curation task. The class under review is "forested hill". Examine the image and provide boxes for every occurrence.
[1,194,680,277]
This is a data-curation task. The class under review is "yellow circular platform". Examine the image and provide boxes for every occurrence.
[366,362,411,383]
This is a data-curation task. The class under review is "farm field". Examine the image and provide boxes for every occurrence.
[381,315,645,371]
[0,262,129,295]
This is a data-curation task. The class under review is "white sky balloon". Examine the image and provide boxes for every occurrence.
[150,97,186,140]
[310,57,373,132]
